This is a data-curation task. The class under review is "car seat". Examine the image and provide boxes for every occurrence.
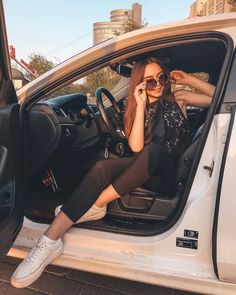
[107,125,204,221]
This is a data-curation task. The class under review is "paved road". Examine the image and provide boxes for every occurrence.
[0,256,201,295]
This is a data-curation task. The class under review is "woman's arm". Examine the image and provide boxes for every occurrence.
[128,104,145,152]
[170,70,216,97]
[174,90,212,108]
[128,82,147,153]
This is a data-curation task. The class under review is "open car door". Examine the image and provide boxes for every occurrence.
[0,0,25,260]
[213,55,236,284]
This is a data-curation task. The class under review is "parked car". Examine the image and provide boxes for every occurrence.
[1,1,236,293]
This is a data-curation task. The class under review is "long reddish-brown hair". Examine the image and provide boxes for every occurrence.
[123,58,174,137]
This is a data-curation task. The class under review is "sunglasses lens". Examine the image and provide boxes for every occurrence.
[146,79,157,90]
[159,73,169,86]
[145,73,170,90]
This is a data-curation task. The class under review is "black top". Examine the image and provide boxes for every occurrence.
[144,99,190,158]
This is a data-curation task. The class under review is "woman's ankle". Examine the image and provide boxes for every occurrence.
[41,234,59,244]
[94,202,105,209]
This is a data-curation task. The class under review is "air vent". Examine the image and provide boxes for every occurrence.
[88,105,97,113]
[53,107,67,117]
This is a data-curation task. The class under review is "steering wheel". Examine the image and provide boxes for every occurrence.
[95,87,126,140]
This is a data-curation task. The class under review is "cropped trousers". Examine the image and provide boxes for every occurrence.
[61,142,175,223]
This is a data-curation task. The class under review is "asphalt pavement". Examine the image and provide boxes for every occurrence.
[0,256,201,295]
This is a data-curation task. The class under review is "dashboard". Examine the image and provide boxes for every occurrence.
[55,94,99,147]
[40,93,101,151]
[44,93,95,122]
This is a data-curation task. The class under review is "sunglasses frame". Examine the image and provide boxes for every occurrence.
[145,72,174,91]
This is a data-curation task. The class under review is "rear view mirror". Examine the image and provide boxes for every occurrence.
[110,63,132,77]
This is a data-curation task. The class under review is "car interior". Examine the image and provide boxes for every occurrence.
[24,39,227,236]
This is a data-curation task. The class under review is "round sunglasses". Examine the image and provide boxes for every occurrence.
[144,72,172,90]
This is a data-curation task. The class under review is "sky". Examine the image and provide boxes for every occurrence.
[3,0,194,64]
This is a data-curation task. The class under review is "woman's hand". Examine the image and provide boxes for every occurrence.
[134,82,147,108]
[170,70,191,86]
[170,69,215,97]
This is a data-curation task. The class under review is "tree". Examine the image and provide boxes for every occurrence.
[28,53,54,76]
[84,67,121,96]
[123,18,147,33]
[51,83,86,98]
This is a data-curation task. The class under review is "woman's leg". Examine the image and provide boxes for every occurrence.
[94,184,120,208]
[44,211,74,240]
[11,144,163,288]
[46,142,162,240]
[45,184,119,240]
[94,142,163,208]
[45,156,135,239]
[11,156,135,288]
[58,142,163,227]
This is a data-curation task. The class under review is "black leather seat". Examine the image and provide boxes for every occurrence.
[107,125,204,221]
[28,103,61,175]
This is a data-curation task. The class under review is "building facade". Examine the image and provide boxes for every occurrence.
[93,3,142,45]
[10,46,37,90]
[190,0,236,17]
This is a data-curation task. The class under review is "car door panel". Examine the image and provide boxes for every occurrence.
[0,145,23,259]
[213,52,236,284]
[0,0,25,260]
[215,105,236,284]
[0,104,22,174]
[0,104,25,259]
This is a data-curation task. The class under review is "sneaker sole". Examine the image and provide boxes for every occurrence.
[11,242,63,288]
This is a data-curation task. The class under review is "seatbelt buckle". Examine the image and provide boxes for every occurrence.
[104,137,111,159]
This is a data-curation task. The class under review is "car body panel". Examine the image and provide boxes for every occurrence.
[216,107,236,283]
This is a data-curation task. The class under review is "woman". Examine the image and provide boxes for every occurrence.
[11,58,215,288]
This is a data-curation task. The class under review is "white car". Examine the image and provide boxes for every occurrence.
[1,1,236,293]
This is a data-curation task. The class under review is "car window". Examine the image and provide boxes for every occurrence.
[43,66,124,105]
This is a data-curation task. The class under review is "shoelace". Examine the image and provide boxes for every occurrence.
[25,241,48,263]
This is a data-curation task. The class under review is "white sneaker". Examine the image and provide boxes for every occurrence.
[11,235,63,288]
[55,204,106,224]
